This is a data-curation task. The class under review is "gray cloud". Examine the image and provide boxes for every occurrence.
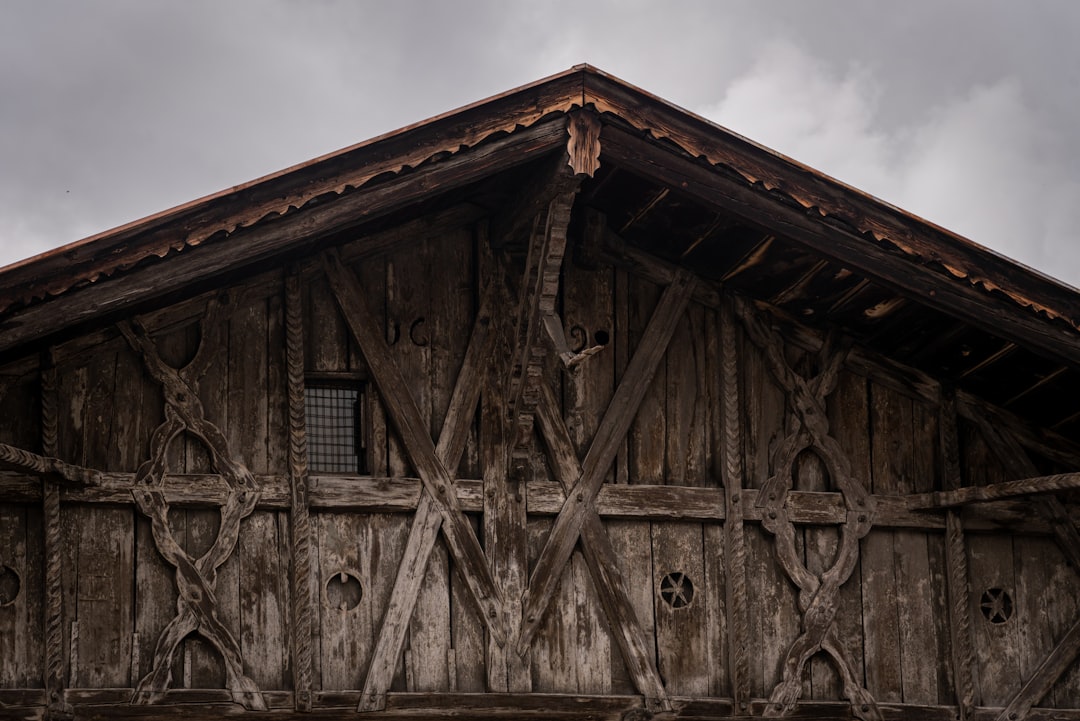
[2,0,1078,286]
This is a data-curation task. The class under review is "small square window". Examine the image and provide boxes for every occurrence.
[304,381,367,473]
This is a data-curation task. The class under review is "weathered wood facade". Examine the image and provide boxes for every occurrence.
[3,66,1080,720]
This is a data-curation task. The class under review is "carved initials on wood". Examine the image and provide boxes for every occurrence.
[120,301,265,710]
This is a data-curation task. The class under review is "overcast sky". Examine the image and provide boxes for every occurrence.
[2,1,1079,286]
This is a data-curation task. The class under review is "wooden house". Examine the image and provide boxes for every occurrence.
[3,65,1080,721]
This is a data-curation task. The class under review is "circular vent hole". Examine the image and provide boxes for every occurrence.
[660,572,694,609]
[980,588,1013,624]
[0,565,20,606]
[326,571,363,611]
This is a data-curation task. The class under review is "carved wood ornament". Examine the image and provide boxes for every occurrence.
[735,296,880,721]
[119,299,265,710]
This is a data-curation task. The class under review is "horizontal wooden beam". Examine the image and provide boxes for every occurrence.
[6,688,1080,721]
[908,473,1080,510]
[1,472,1072,534]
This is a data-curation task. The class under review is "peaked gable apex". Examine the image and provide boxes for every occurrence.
[1,64,1078,371]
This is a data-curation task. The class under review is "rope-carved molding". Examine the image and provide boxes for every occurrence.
[734,295,880,721]
[0,442,102,486]
[907,472,1080,510]
[119,299,264,710]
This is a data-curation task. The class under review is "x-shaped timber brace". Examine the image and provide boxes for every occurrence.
[323,111,691,714]
[324,258,694,714]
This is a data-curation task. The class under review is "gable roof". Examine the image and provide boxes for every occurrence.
[3,64,1079,437]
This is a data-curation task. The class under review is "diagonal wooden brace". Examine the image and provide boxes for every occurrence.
[518,270,695,652]
[535,383,670,712]
[964,413,1080,721]
[322,250,507,711]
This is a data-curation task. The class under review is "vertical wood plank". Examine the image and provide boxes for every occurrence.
[451,514,486,693]
[266,288,288,477]
[613,268,630,485]
[368,513,410,693]
[665,304,708,486]
[627,276,664,484]
[72,506,134,687]
[480,232,528,694]
[651,521,709,695]
[1015,537,1064,707]
[110,344,153,473]
[0,503,44,688]
[1046,541,1080,707]
[605,520,655,695]
[963,423,1020,707]
[827,370,869,699]
[431,231,476,694]
[871,386,940,705]
[527,517,578,693]
[385,242,452,692]
[229,293,269,475]
[572,549,612,694]
[305,274,349,374]
[134,512,178,691]
[742,330,798,697]
[862,382,903,704]
[80,350,116,470]
[913,399,952,706]
[703,522,728,697]
[239,511,287,689]
[316,512,373,690]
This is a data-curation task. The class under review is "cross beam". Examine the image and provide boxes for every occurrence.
[322,249,505,711]
[534,383,670,711]
[518,270,695,653]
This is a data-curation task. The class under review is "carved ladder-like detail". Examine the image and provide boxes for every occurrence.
[735,296,880,721]
[119,300,265,710]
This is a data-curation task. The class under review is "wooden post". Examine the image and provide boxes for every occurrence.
[940,390,976,721]
[285,269,315,711]
[720,301,751,713]
[41,353,73,720]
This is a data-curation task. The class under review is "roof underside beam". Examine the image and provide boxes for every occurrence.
[597,124,1080,371]
[0,118,570,362]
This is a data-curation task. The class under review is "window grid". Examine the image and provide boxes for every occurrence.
[305,384,365,473]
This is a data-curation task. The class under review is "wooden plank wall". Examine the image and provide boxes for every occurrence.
[14,281,297,695]
[0,372,43,689]
[3,211,1080,715]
